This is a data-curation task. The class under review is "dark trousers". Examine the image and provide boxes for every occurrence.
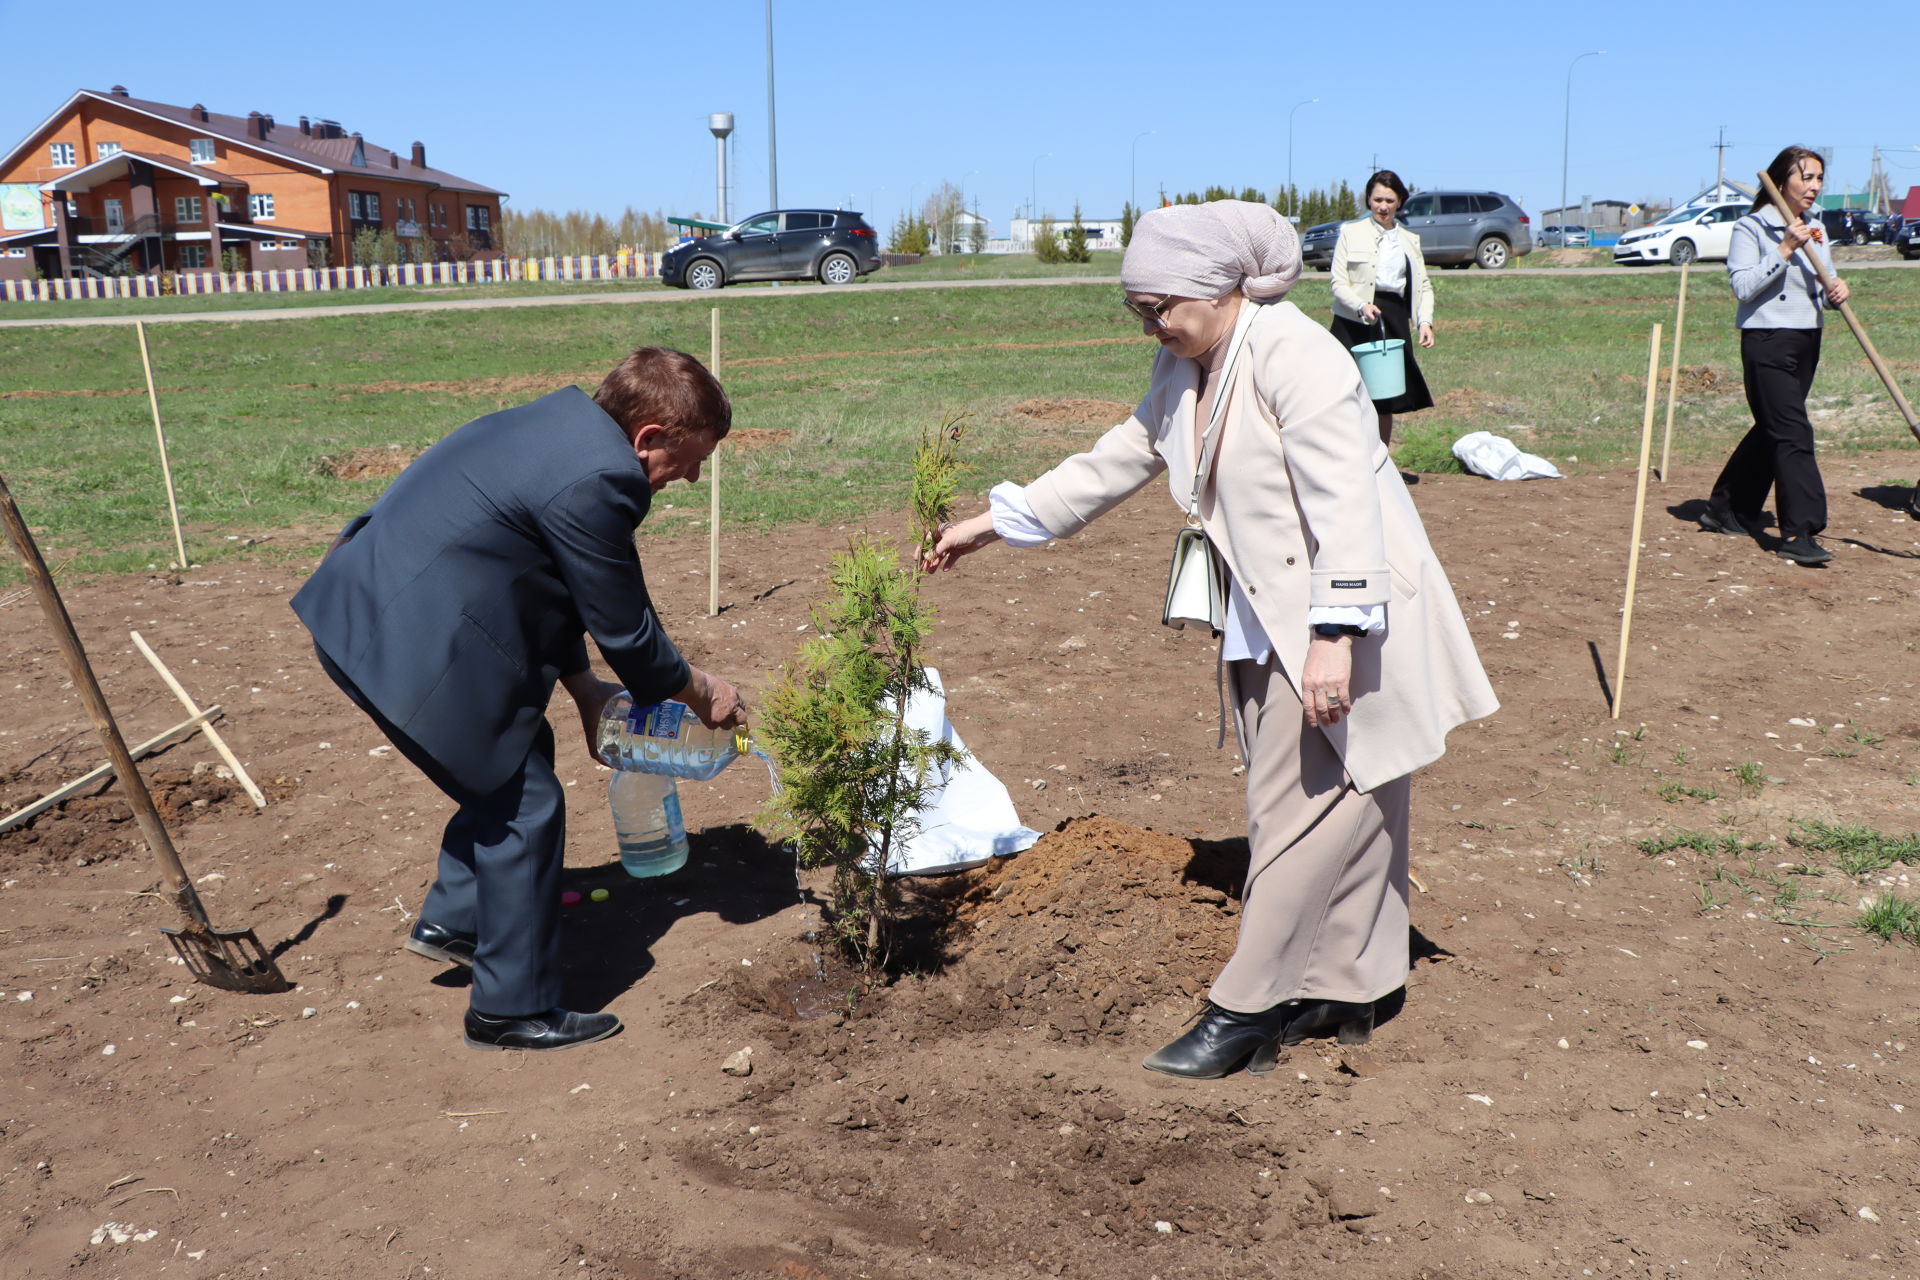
[1711,327,1826,539]
[314,645,566,1016]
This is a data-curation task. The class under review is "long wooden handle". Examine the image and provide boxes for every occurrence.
[1756,171,1920,440]
[136,321,191,570]
[0,472,210,928]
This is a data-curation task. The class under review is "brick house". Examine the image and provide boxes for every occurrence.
[0,86,505,281]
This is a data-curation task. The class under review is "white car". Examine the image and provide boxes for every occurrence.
[1612,200,1748,266]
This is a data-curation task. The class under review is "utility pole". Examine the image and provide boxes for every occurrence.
[1867,145,1893,216]
[1712,126,1732,194]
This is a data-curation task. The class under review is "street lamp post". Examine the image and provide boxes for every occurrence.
[1560,50,1606,236]
[1286,98,1318,219]
[1130,130,1156,213]
[765,0,779,209]
[1030,153,1051,224]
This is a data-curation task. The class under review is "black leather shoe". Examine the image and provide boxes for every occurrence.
[1698,505,1748,537]
[1142,999,1374,1079]
[1776,535,1833,566]
[404,920,476,967]
[463,1007,622,1051]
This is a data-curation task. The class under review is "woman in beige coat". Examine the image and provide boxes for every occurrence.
[928,201,1496,1079]
[1330,169,1436,446]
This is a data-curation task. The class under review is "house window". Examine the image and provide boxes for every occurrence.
[250,193,276,220]
[50,142,75,166]
[179,244,207,268]
[466,206,490,232]
[350,138,366,167]
[348,191,382,225]
[189,138,216,164]
[4,248,26,258]
[175,196,204,223]
[96,141,123,161]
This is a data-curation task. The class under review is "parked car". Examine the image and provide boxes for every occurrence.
[660,209,881,290]
[1818,208,1871,246]
[1395,190,1532,268]
[1611,199,1747,265]
[1897,218,1920,260]
[1540,224,1591,248]
[1300,220,1342,270]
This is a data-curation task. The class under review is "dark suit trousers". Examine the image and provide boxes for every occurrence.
[1711,327,1826,539]
[313,645,565,1016]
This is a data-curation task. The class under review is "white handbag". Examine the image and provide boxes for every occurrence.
[1161,314,1253,636]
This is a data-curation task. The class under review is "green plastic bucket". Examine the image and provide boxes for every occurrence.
[1352,336,1406,401]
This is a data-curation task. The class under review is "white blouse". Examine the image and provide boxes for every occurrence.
[1373,224,1409,294]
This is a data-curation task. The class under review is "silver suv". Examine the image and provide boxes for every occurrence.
[1398,190,1533,269]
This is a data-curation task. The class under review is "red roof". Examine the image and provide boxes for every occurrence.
[4,89,504,197]
[1903,187,1920,218]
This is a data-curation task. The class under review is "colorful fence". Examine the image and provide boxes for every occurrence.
[0,252,664,303]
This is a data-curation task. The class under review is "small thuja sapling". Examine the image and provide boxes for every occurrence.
[755,425,969,972]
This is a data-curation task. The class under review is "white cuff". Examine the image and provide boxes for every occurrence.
[988,481,1055,548]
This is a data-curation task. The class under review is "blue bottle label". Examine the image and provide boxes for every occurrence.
[661,788,685,840]
[631,701,687,741]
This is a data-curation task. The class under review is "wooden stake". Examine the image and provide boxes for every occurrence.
[130,630,267,808]
[1614,323,1663,720]
[708,306,721,618]
[1657,261,1690,482]
[0,705,222,834]
[135,322,189,570]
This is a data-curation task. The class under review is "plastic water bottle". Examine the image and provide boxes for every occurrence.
[597,693,744,780]
[609,769,689,878]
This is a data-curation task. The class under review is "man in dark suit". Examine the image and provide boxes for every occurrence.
[292,346,746,1051]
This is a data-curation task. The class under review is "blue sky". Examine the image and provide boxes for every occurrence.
[4,1,1917,235]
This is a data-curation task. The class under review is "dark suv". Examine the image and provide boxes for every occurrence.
[661,209,881,290]
[1397,190,1533,269]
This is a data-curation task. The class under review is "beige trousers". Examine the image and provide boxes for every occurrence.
[1209,658,1412,1013]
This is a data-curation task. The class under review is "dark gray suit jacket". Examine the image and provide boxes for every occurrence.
[292,386,690,796]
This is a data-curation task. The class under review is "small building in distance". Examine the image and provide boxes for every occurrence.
[0,85,505,281]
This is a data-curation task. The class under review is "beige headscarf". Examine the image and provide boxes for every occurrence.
[1121,199,1301,302]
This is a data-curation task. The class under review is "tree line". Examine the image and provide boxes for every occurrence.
[496,207,683,258]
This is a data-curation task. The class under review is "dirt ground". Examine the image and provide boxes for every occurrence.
[5,447,1920,1280]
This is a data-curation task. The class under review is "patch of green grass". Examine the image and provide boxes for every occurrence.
[1731,762,1766,794]
[1789,820,1920,876]
[5,268,1918,578]
[1389,419,1466,475]
[1855,893,1920,945]
[1659,783,1720,803]
[1639,829,1772,857]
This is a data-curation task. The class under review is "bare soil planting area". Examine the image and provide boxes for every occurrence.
[4,455,1920,1279]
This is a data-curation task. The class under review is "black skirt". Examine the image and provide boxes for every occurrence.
[1330,287,1434,415]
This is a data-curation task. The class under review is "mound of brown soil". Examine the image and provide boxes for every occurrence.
[1009,398,1134,428]
[892,817,1243,1043]
[313,444,419,480]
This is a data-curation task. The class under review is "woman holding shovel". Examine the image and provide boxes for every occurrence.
[1329,170,1436,447]
[1698,146,1850,566]
[926,201,1496,1080]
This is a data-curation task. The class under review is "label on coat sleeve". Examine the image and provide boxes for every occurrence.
[1331,579,1367,589]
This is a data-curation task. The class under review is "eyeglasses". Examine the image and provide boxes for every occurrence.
[1121,294,1176,329]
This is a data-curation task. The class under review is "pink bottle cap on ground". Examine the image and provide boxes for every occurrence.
[560,890,583,906]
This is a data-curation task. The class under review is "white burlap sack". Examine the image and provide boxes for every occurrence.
[1451,430,1564,482]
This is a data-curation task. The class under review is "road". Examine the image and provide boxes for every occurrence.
[1,260,1914,330]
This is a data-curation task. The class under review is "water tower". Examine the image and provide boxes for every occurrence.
[708,113,734,224]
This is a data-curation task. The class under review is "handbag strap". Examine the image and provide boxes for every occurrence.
[1184,306,1259,521]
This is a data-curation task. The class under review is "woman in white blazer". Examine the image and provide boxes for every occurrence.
[1330,170,1436,446]
[927,202,1496,1079]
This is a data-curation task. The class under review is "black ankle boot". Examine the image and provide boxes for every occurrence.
[1141,999,1374,1079]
